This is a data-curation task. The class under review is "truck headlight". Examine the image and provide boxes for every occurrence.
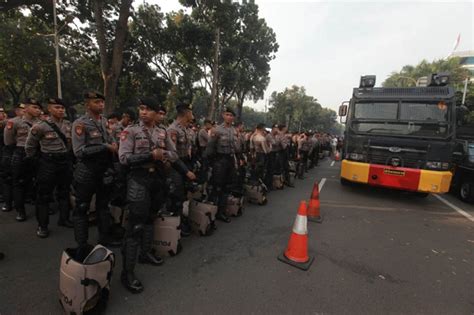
[349,153,366,161]
[425,161,449,170]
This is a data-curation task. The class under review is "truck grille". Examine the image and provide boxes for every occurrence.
[367,146,427,169]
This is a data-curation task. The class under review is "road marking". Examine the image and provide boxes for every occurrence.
[433,194,474,222]
[319,178,326,192]
[330,161,335,167]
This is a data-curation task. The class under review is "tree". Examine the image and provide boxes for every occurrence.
[383,57,470,89]
[90,0,133,114]
[224,0,278,120]
[268,85,338,132]
[0,10,55,106]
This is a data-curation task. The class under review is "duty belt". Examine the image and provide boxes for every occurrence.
[41,152,70,160]
[216,153,235,158]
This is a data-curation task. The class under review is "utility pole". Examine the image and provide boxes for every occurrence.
[53,0,62,98]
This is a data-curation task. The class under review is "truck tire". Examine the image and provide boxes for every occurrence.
[458,180,474,203]
[340,177,352,186]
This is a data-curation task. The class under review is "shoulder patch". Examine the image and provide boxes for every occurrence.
[6,120,14,130]
[120,130,129,141]
[75,123,84,136]
[170,130,177,143]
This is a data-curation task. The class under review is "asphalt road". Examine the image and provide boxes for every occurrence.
[1,158,473,314]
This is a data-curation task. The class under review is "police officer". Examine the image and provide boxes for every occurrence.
[205,107,240,223]
[232,121,247,195]
[167,103,197,236]
[1,106,23,213]
[198,119,212,153]
[250,123,270,184]
[72,92,119,251]
[0,107,7,204]
[119,98,177,294]
[25,98,73,238]
[278,125,294,187]
[113,109,136,141]
[4,99,42,221]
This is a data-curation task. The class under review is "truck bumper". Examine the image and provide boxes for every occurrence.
[340,160,452,193]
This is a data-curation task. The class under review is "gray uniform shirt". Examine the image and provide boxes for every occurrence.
[251,133,270,154]
[271,132,283,152]
[198,128,209,148]
[72,112,115,159]
[25,118,71,157]
[167,120,191,159]
[119,120,177,166]
[4,116,39,147]
[206,123,237,155]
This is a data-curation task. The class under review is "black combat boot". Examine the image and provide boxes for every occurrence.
[216,211,231,223]
[57,198,74,228]
[36,226,49,238]
[15,209,26,222]
[121,238,143,294]
[74,214,89,246]
[179,216,192,237]
[138,225,163,266]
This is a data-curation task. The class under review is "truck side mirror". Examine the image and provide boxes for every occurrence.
[339,104,348,117]
[339,101,349,123]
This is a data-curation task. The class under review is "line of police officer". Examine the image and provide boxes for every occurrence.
[0,92,326,293]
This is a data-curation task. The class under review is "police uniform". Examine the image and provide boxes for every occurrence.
[278,131,293,186]
[71,92,117,248]
[4,99,41,221]
[205,108,239,222]
[264,131,276,189]
[1,108,21,213]
[198,128,209,152]
[167,105,195,234]
[298,134,312,178]
[232,127,247,196]
[250,128,270,183]
[25,98,73,238]
[0,108,7,206]
[119,99,177,294]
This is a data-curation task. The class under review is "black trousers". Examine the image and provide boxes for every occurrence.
[72,161,112,246]
[35,154,72,228]
[252,152,266,183]
[1,146,14,210]
[264,152,276,189]
[278,150,290,183]
[11,147,35,213]
[210,155,236,213]
[122,169,164,273]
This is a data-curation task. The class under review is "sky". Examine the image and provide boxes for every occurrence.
[148,0,473,113]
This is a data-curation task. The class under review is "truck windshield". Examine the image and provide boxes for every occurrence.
[352,101,450,138]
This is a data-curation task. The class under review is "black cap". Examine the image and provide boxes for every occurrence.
[176,102,193,113]
[256,123,266,130]
[157,105,167,113]
[84,91,105,100]
[271,123,279,129]
[46,97,67,107]
[223,107,236,116]
[122,109,137,121]
[138,97,159,111]
[23,98,42,108]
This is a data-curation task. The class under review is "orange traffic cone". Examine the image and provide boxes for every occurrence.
[308,181,323,223]
[277,201,314,270]
[335,151,341,161]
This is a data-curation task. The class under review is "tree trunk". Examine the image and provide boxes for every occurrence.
[92,0,132,115]
[104,74,119,115]
[236,91,245,121]
[208,26,220,120]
